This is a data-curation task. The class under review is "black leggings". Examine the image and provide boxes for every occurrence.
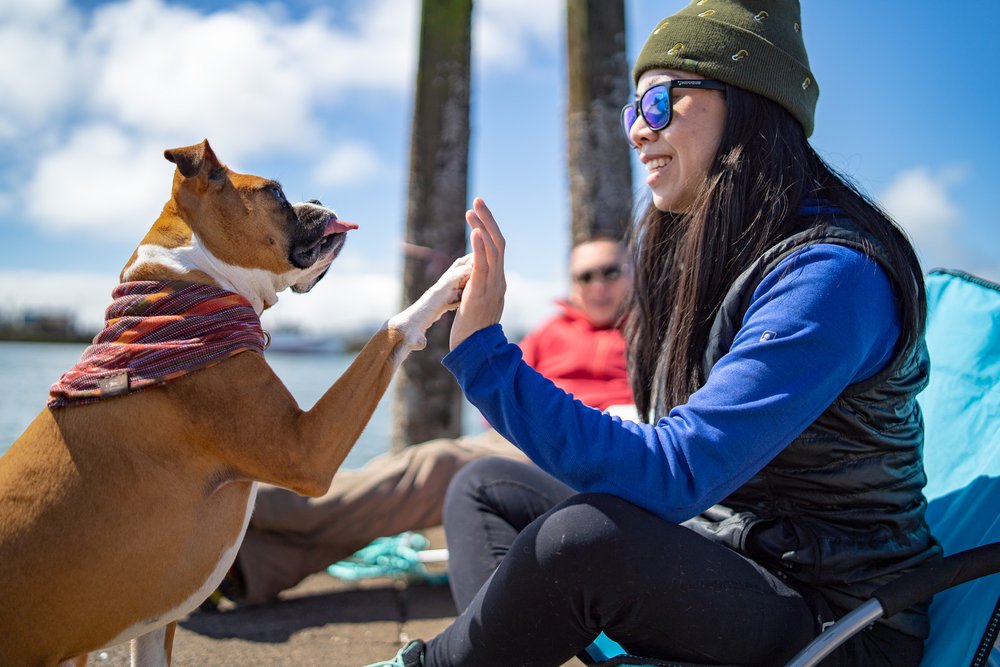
[430,457,924,667]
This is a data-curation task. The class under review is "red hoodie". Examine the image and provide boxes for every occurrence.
[518,301,633,412]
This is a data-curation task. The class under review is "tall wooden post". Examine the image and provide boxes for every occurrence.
[566,0,632,244]
[392,0,474,451]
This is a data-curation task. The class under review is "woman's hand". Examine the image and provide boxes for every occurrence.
[450,197,506,350]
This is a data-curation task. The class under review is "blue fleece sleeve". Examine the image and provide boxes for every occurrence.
[442,244,901,523]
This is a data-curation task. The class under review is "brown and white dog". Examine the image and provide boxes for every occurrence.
[0,139,471,666]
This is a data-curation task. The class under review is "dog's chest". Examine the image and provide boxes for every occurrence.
[104,482,259,649]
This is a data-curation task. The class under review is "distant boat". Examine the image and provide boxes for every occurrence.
[264,326,345,354]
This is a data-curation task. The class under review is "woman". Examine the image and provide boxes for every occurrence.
[367,1,939,665]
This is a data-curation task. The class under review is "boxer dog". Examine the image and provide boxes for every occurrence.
[0,139,471,666]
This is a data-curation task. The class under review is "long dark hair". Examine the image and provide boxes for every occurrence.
[625,86,926,420]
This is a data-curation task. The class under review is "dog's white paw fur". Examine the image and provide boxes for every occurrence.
[387,254,473,355]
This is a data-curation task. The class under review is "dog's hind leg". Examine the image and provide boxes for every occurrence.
[130,621,175,666]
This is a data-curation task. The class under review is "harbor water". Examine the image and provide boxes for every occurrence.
[0,341,482,467]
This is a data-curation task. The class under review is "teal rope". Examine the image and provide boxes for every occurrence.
[327,532,449,585]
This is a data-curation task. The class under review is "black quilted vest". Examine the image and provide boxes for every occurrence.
[685,218,941,637]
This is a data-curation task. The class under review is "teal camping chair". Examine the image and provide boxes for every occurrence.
[585,269,1000,667]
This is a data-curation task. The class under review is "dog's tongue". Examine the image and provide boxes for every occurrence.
[325,218,358,235]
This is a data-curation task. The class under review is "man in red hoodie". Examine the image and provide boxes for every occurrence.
[519,236,635,418]
[215,237,634,607]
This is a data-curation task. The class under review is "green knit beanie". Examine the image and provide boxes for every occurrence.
[634,0,818,136]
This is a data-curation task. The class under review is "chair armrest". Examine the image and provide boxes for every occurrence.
[875,542,1000,617]
[786,542,1000,667]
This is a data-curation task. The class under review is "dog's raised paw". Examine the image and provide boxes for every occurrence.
[431,254,473,309]
[387,254,474,352]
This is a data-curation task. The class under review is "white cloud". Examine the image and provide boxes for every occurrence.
[311,141,382,188]
[474,0,562,72]
[284,0,418,94]
[1,0,563,244]
[3,0,421,241]
[81,0,418,160]
[25,124,175,239]
[87,1,308,150]
[0,1,87,140]
[21,124,391,243]
[880,166,963,241]
[878,165,967,270]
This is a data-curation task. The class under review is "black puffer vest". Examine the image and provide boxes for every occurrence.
[685,217,941,637]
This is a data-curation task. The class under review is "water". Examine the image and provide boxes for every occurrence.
[0,341,480,469]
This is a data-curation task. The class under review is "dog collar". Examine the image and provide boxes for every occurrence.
[48,281,267,408]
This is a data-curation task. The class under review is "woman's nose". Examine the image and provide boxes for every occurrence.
[629,115,657,147]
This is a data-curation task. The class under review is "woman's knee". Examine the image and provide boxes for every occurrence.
[529,493,639,570]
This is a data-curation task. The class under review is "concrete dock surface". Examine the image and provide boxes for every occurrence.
[91,572,458,666]
[86,528,586,666]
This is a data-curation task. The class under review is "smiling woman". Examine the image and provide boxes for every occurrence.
[367,2,944,666]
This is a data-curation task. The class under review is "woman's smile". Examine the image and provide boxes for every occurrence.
[643,155,672,186]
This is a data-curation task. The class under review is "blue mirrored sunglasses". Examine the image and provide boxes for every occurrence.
[621,79,726,144]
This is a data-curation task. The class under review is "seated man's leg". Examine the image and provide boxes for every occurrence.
[233,430,525,605]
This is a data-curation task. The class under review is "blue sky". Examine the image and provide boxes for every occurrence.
[1,0,997,338]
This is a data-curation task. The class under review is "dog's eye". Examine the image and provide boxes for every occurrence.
[268,185,289,207]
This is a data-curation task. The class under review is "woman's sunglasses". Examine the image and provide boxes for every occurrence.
[573,264,624,285]
[621,79,726,143]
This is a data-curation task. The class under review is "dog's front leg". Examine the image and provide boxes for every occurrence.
[233,254,473,496]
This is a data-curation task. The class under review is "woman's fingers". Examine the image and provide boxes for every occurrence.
[465,209,499,284]
[467,227,489,292]
[450,198,507,350]
[472,197,506,259]
[469,202,505,306]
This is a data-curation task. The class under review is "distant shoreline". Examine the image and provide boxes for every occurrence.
[0,332,94,344]
[0,331,371,352]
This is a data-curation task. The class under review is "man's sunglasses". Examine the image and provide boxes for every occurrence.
[621,79,726,143]
[573,264,624,285]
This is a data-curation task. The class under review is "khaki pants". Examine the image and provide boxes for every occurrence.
[234,429,525,605]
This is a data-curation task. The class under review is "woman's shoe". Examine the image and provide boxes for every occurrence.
[362,639,425,666]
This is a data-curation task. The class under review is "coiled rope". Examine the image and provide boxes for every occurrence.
[327,532,449,585]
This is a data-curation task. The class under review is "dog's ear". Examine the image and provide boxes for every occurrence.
[164,139,222,179]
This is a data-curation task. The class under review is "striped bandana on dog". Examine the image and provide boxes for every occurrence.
[49,281,268,408]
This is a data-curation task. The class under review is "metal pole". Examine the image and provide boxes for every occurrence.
[784,599,884,667]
